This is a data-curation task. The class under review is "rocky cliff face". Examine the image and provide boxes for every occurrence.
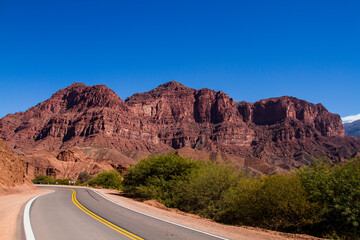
[0,139,34,195]
[238,97,357,168]
[0,81,359,177]
[0,82,171,154]
[126,81,253,153]
[238,96,345,137]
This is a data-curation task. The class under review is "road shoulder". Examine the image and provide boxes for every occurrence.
[94,189,326,240]
[0,189,49,240]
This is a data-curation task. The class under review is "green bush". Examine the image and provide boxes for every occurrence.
[175,162,242,219]
[32,174,55,182]
[87,170,122,189]
[122,154,360,239]
[300,159,360,239]
[247,174,319,232]
[122,154,199,205]
[55,178,74,185]
[216,176,260,224]
[32,175,76,185]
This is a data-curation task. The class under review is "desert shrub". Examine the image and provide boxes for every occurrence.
[256,174,319,231]
[77,171,92,183]
[215,176,260,224]
[32,174,55,183]
[175,162,242,218]
[87,170,122,189]
[122,154,199,205]
[215,173,320,232]
[300,159,360,239]
[122,153,360,239]
[55,178,74,185]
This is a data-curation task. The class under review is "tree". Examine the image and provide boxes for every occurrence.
[78,171,91,183]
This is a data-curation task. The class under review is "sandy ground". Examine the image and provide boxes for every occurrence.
[0,186,326,240]
[0,188,49,240]
[95,188,326,240]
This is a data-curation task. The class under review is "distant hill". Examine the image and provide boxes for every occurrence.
[344,120,360,137]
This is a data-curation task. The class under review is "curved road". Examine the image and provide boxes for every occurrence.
[28,186,227,240]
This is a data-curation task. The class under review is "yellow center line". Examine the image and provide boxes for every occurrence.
[69,189,144,240]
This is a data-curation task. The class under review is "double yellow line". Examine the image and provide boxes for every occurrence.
[70,189,144,240]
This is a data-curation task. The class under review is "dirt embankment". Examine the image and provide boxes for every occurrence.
[0,139,41,239]
[0,139,35,195]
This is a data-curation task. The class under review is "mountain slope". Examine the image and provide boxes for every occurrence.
[0,82,171,154]
[0,81,359,177]
[344,120,360,137]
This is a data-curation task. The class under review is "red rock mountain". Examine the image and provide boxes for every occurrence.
[1,81,359,177]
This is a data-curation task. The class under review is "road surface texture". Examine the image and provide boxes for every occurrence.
[30,186,226,240]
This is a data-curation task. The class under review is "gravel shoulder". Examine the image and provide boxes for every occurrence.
[94,188,326,240]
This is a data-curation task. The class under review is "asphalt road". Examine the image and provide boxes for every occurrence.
[29,186,227,240]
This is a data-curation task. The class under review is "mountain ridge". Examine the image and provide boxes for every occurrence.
[1,81,359,178]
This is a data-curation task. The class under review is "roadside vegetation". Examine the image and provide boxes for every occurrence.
[77,171,92,183]
[32,175,76,185]
[87,170,122,189]
[122,154,360,240]
[31,154,360,239]
[32,169,122,189]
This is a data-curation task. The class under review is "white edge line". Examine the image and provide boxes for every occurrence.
[90,189,229,240]
[23,191,54,240]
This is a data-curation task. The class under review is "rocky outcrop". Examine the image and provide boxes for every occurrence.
[23,147,138,179]
[126,81,253,152]
[0,139,34,195]
[238,96,345,137]
[0,81,359,177]
[238,97,358,169]
[0,82,171,154]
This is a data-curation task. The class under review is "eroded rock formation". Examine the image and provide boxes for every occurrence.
[0,81,359,177]
[0,139,34,195]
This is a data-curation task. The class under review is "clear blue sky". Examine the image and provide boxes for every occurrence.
[1,0,359,120]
